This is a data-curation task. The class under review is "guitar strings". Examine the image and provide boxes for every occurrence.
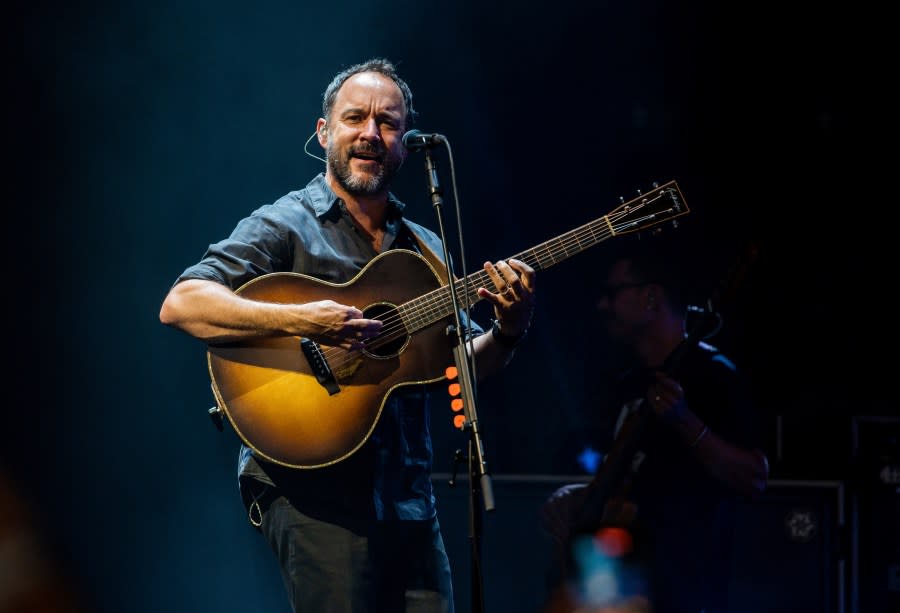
[317,192,674,370]
[318,193,670,368]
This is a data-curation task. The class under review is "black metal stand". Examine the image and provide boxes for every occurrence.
[421,145,493,613]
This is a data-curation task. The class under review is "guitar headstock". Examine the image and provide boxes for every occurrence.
[606,180,689,236]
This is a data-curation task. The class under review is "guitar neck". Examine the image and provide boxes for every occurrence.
[398,215,616,333]
[398,180,687,334]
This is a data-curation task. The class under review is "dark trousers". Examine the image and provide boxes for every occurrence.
[259,494,454,613]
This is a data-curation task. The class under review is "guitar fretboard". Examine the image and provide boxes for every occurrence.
[398,182,686,333]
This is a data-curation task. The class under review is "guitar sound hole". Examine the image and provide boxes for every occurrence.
[362,303,407,358]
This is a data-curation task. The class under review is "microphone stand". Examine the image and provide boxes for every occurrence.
[421,145,493,613]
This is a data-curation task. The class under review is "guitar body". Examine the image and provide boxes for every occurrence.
[207,249,454,469]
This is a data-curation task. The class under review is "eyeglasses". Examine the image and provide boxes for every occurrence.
[597,282,648,302]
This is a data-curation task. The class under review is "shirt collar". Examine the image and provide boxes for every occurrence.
[308,173,406,220]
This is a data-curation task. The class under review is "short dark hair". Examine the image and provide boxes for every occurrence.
[607,233,704,315]
[321,58,417,128]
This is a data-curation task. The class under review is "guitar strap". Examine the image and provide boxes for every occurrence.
[404,221,459,286]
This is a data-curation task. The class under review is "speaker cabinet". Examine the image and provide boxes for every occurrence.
[727,479,846,613]
[851,416,899,613]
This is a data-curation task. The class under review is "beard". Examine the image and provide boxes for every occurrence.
[327,140,403,196]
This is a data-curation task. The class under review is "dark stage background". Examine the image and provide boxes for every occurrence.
[7,1,895,612]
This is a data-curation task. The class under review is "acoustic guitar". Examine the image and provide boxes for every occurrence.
[206,180,689,469]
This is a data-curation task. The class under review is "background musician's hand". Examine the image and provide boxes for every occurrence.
[646,371,687,424]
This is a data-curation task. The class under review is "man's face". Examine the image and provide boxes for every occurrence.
[596,260,652,344]
[323,72,407,196]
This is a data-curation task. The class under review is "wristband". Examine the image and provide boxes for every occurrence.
[491,319,527,349]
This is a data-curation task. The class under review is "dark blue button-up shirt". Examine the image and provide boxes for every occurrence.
[175,173,481,521]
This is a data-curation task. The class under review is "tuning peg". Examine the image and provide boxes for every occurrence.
[636,189,642,195]
[619,196,625,203]
[652,181,659,188]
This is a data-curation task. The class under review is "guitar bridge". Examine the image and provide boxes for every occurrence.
[300,338,340,395]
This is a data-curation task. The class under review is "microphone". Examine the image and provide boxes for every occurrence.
[402,129,446,151]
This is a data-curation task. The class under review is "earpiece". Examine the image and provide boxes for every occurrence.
[304,128,327,164]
